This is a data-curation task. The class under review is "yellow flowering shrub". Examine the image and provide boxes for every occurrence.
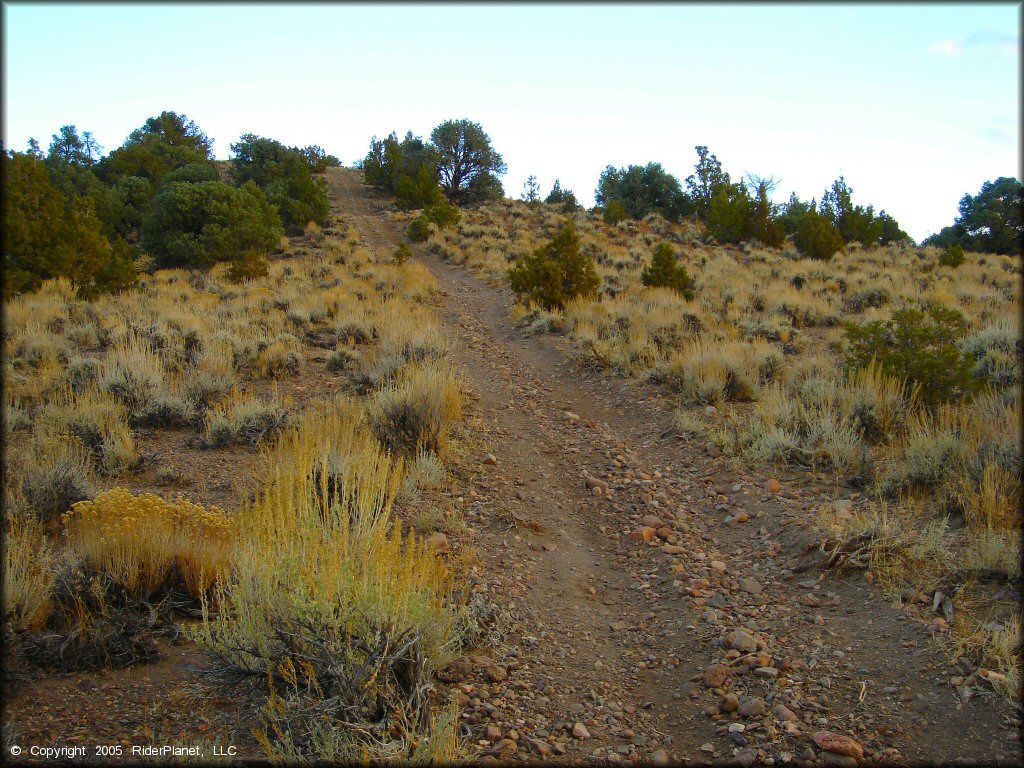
[63,488,234,598]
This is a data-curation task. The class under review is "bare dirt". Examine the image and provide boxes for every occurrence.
[331,168,1020,766]
[4,168,1019,766]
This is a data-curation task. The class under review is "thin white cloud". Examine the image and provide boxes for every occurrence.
[929,29,1019,56]
[928,39,961,56]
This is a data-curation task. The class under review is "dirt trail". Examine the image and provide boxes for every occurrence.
[329,168,1020,765]
[7,170,1014,765]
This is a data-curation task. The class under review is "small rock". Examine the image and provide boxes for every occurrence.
[651,750,670,767]
[706,442,722,458]
[529,738,553,757]
[710,560,728,573]
[486,665,507,683]
[822,752,859,768]
[773,704,798,722]
[738,578,763,595]
[738,698,765,718]
[731,748,758,768]
[755,666,778,679]
[705,406,718,418]
[813,731,863,760]
[726,629,760,653]
[766,478,782,493]
[493,738,517,755]
[628,526,657,542]
[719,693,740,712]
[572,723,591,740]
[485,725,503,742]
[482,453,498,466]
[703,664,731,688]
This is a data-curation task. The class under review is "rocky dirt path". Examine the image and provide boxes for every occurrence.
[329,168,1020,766]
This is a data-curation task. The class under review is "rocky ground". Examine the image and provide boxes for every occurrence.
[4,169,1019,766]
[335,168,1021,766]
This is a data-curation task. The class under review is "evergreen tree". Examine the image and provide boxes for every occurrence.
[508,219,598,309]
[686,145,731,220]
[3,151,135,296]
[546,179,579,212]
[141,180,283,268]
[522,175,541,206]
[430,119,507,204]
[820,176,882,245]
[641,243,696,299]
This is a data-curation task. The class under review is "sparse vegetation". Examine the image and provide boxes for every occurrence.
[402,176,1021,705]
[4,84,1020,759]
[508,219,599,309]
[3,176,468,753]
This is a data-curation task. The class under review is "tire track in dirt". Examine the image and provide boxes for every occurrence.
[327,168,1020,766]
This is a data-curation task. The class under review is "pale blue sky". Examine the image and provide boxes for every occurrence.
[3,2,1019,241]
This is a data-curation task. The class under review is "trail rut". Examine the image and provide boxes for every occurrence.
[329,168,1020,765]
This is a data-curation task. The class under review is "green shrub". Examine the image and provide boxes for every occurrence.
[142,180,283,269]
[395,165,445,210]
[393,242,413,265]
[2,152,137,297]
[939,243,965,268]
[161,162,219,186]
[225,247,270,283]
[794,210,845,260]
[408,215,432,243]
[844,306,976,408]
[641,243,695,300]
[508,219,599,310]
[266,158,330,235]
[424,202,461,230]
[706,184,751,244]
[603,200,628,225]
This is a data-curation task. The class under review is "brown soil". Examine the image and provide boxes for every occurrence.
[4,168,1019,766]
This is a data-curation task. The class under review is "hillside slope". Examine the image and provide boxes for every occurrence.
[330,167,1019,765]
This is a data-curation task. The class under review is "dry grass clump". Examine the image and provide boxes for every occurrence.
[192,397,461,760]
[377,304,448,363]
[399,448,448,505]
[64,488,234,598]
[878,393,1019,518]
[19,433,95,524]
[97,334,168,416]
[512,302,565,336]
[660,338,781,405]
[368,361,463,458]
[37,385,139,476]
[731,361,917,475]
[254,332,303,378]
[3,513,58,631]
[201,387,290,447]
